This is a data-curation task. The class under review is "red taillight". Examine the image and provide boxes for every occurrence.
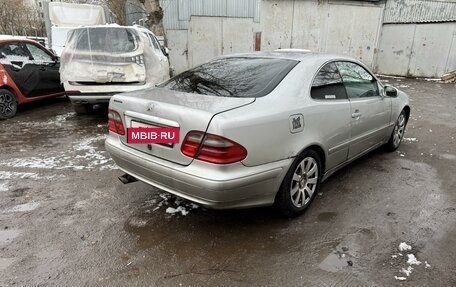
[108,109,125,135]
[181,131,247,164]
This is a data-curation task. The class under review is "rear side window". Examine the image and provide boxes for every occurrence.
[311,62,347,100]
[68,28,139,53]
[158,57,298,98]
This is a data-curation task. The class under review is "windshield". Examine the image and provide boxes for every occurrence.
[67,27,139,53]
[158,57,298,98]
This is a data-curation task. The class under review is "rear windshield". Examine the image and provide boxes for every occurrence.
[67,27,139,53]
[157,57,298,98]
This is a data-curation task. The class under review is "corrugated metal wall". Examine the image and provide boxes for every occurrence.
[377,0,456,77]
[384,0,456,23]
[161,0,456,77]
[159,0,260,30]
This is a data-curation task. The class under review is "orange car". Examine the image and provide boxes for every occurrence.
[0,36,65,119]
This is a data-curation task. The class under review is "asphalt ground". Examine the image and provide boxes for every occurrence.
[0,77,455,286]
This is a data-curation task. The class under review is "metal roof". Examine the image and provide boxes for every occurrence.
[384,0,456,23]
[159,0,260,30]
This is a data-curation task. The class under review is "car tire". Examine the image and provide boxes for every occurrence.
[275,149,321,217]
[73,103,93,115]
[385,110,407,152]
[0,89,18,120]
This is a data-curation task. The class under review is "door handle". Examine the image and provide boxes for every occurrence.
[39,66,46,71]
[351,110,361,119]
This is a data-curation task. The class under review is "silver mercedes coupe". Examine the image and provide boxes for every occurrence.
[105,50,410,217]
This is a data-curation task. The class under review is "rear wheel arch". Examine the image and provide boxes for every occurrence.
[296,144,326,175]
[275,146,324,217]
[0,85,18,100]
[403,105,410,122]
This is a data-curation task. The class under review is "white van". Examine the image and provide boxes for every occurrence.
[60,25,170,114]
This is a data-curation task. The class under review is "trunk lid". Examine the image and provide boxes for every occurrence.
[112,88,255,165]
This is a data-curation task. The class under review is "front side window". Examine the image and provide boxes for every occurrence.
[0,43,29,58]
[336,61,379,98]
[311,62,347,100]
[158,57,298,98]
[26,43,53,62]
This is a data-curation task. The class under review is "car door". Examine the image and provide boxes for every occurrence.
[24,42,64,96]
[0,42,41,97]
[335,61,392,159]
[310,62,351,170]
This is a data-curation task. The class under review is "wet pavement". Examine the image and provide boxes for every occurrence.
[0,78,455,286]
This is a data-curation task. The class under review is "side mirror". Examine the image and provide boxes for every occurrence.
[164,47,169,56]
[384,85,398,97]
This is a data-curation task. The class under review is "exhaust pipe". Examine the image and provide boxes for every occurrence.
[118,173,138,184]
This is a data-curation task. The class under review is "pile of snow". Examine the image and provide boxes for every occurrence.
[393,242,430,281]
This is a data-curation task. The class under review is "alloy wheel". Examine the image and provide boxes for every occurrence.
[0,91,16,118]
[290,157,319,208]
[393,112,406,147]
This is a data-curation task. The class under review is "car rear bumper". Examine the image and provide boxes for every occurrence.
[105,135,291,209]
[64,82,153,104]
[68,94,114,104]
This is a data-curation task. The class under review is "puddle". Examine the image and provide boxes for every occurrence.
[0,258,16,271]
[439,154,456,160]
[4,202,40,213]
[0,229,20,246]
[319,252,350,272]
[317,212,338,222]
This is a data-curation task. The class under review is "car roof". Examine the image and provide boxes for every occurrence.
[71,24,154,34]
[0,35,43,45]
[219,49,356,64]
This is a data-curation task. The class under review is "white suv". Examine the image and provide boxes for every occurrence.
[60,25,170,114]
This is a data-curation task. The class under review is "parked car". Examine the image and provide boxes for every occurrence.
[60,25,170,114]
[105,50,410,217]
[0,36,65,119]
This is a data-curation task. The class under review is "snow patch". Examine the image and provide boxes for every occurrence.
[407,254,421,265]
[0,181,9,192]
[0,135,117,171]
[394,276,407,281]
[153,193,199,216]
[401,266,413,276]
[404,137,418,142]
[166,206,189,216]
[399,242,412,251]
[0,171,64,180]
[5,202,40,213]
[424,78,442,82]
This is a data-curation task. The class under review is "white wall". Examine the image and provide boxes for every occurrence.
[375,23,456,77]
[167,16,258,73]
[261,0,384,67]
